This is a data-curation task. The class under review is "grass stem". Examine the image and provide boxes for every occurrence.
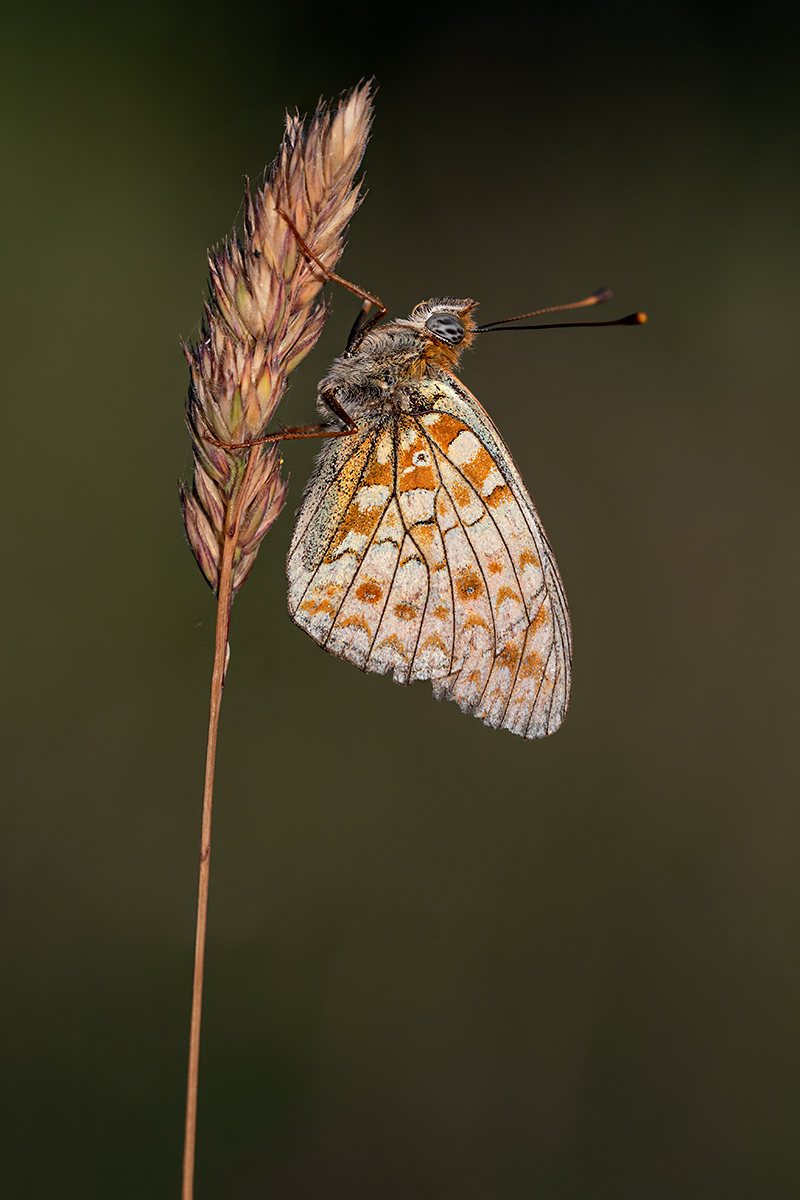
[182,454,257,1200]
[179,84,373,1196]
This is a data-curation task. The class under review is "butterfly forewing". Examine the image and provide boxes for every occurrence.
[287,427,391,647]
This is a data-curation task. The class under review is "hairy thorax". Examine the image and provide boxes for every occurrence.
[316,299,479,426]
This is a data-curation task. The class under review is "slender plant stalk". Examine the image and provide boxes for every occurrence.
[179,85,374,1199]
[182,453,257,1200]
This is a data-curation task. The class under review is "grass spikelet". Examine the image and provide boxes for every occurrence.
[181,81,373,592]
[179,84,374,1200]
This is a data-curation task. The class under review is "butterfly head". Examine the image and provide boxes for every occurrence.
[400,298,479,371]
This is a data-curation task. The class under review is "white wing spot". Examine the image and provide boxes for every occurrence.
[481,468,507,498]
[401,487,437,522]
[447,429,482,467]
[355,484,391,509]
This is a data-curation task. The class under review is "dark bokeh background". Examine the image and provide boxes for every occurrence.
[2,2,798,1196]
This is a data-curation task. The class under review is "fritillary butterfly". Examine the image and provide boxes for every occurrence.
[287,297,572,739]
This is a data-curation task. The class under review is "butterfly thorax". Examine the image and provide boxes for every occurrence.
[317,298,478,424]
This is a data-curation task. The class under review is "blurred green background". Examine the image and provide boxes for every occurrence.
[2,1,798,1196]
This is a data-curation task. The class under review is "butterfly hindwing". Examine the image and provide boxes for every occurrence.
[417,376,572,737]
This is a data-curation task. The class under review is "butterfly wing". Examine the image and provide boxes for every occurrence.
[287,376,572,739]
[287,418,446,678]
[414,375,572,738]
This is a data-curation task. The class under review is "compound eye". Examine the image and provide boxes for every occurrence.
[425,311,465,344]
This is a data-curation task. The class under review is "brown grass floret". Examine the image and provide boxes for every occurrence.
[180,83,373,592]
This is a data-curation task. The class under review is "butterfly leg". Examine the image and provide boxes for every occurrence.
[200,389,359,449]
[345,298,378,354]
[277,207,388,351]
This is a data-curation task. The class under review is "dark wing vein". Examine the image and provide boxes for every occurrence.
[526,641,556,739]
[416,420,536,624]
[358,415,415,670]
[392,419,442,681]
[289,428,377,576]
[322,432,398,652]
[435,461,498,658]
[292,430,379,616]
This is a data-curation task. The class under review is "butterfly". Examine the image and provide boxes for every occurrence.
[286,296,573,739]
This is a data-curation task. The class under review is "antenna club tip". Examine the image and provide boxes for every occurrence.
[592,287,613,304]
[634,311,647,324]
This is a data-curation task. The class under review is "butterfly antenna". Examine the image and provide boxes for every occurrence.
[479,311,647,332]
[477,287,613,330]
